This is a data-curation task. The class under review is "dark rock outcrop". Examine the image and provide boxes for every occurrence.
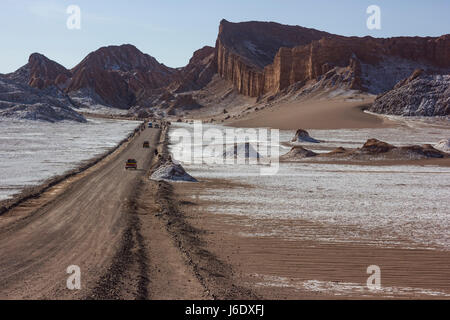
[359,138,396,154]
[0,76,86,122]
[7,53,72,90]
[335,139,447,160]
[280,139,447,162]
[291,129,320,143]
[369,71,450,116]
[169,46,216,93]
[280,146,317,160]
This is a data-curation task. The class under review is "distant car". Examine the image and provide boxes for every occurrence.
[143,141,150,148]
[154,123,160,129]
[125,159,137,170]
[148,122,153,128]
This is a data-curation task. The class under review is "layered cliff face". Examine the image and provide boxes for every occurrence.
[68,44,176,109]
[263,35,450,95]
[214,20,450,98]
[369,70,450,116]
[215,19,332,97]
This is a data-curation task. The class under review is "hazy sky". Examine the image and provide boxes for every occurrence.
[0,0,449,73]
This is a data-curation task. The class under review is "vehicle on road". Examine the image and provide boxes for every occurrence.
[125,159,137,170]
[143,141,150,148]
[154,123,160,128]
[148,122,153,128]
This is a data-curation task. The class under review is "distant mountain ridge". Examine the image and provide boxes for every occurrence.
[1,19,449,121]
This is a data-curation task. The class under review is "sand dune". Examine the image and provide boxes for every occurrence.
[231,97,394,130]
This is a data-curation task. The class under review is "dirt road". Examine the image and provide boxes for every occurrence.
[0,127,161,299]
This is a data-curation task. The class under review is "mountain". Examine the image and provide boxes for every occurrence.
[369,69,450,116]
[215,19,332,96]
[2,20,449,120]
[213,20,450,98]
[6,53,72,90]
[1,54,85,122]
[262,35,450,95]
[67,44,176,109]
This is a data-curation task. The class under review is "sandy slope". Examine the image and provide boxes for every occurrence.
[0,127,161,299]
[230,97,394,130]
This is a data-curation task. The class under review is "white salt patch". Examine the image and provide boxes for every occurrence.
[169,121,450,251]
[0,118,140,200]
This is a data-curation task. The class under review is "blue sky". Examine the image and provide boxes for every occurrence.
[0,0,449,73]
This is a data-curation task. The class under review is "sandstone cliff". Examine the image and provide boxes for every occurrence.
[215,19,332,97]
[263,35,450,95]
[214,20,450,98]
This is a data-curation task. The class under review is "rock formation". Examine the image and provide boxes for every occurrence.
[291,129,320,143]
[0,76,86,122]
[280,146,317,160]
[262,35,450,95]
[214,20,450,98]
[434,139,450,152]
[6,53,72,90]
[67,44,176,109]
[280,139,447,162]
[169,46,216,93]
[216,19,332,97]
[150,161,197,182]
[337,139,446,160]
[359,138,396,154]
[369,70,450,116]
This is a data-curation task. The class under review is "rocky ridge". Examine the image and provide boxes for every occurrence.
[369,69,450,116]
[0,76,86,122]
[2,20,449,120]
